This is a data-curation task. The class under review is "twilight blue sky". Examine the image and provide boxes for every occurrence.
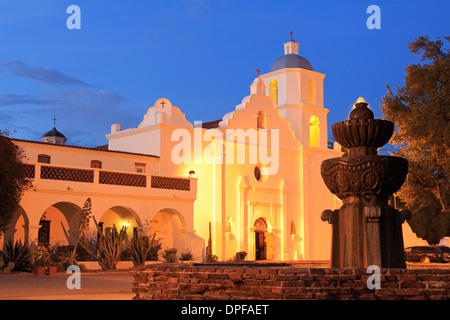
[0,0,449,149]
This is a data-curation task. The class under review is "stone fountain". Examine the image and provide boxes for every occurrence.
[321,98,411,268]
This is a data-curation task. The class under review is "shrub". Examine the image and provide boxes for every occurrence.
[131,233,161,265]
[206,253,219,263]
[161,248,178,263]
[180,251,193,261]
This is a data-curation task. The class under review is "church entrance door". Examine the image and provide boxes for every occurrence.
[254,218,268,260]
[255,231,266,260]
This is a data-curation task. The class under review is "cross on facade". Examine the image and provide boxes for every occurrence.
[160,100,166,108]
[289,30,294,40]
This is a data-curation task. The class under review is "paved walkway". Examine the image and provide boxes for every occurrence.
[0,270,135,300]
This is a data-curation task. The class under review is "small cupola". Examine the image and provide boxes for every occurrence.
[41,117,67,145]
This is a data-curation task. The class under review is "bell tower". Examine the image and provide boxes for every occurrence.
[258,32,329,149]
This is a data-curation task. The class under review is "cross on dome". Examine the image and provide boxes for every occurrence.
[289,30,294,41]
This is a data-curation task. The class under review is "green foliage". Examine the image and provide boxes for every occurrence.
[161,248,178,263]
[0,239,32,272]
[381,35,450,242]
[0,133,31,235]
[77,216,127,270]
[407,204,450,244]
[130,233,161,265]
[32,246,51,268]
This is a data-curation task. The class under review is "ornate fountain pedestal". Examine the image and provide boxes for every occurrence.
[321,98,411,268]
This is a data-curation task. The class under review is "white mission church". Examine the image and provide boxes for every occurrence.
[3,35,425,262]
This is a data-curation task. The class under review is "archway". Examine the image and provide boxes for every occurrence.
[1,206,29,250]
[38,202,82,246]
[269,79,278,106]
[309,115,320,147]
[152,208,188,254]
[99,206,140,239]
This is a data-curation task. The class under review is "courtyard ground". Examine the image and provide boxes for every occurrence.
[0,270,134,300]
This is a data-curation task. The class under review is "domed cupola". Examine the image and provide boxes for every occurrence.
[41,117,67,145]
[270,32,313,72]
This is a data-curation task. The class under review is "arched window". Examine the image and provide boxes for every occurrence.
[256,111,266,130]
[254,218,267,233]
[310,115,320,147]
[307,79,316,105]
[269,79,278,106]
[90,160,102,169]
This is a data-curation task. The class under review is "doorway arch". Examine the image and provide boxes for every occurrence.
[2,206,29,249]
[152,208,187,253]
[99,206,140,239]
[38,202,82,246]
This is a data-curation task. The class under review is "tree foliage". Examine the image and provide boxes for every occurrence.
[0,131,30,235]
[381,35,450,243]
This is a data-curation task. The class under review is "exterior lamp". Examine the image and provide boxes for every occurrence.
[122,221,130,231]
[189,170,195,177]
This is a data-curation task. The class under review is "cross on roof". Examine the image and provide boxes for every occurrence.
[289,30,294,40]
[256,68,260,77]
[52,116,57,127]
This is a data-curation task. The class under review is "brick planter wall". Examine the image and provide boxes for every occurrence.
[130,264,450,300]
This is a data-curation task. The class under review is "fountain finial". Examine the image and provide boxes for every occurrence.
[349,96,374,120]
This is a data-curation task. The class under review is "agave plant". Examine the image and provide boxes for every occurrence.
[1,239,32,272]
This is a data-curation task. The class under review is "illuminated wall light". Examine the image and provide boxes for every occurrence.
[122,221,130,231]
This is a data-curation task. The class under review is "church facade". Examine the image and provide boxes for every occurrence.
[4,36,346,262]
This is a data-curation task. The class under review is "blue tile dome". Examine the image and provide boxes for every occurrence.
[270,54,313,72]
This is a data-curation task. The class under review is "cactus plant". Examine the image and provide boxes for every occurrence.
[77,216,127,270]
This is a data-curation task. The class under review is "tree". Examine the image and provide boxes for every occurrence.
[0,131,30,235]
[381,35,450,243]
